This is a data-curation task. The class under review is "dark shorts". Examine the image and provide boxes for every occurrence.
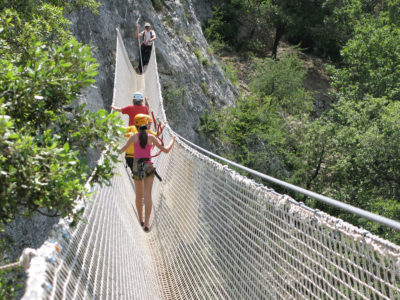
[125,156,134,171]
[131,162,155,180]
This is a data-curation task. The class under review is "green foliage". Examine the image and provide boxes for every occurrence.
[0,0,100,15]
[384,0,400,26]
[193,46,210,66]
[324,98,400,202]
[204,0,400,60]
[1,40,99,131]
[194,46,202,60]
[199,109,219,136]
[317,3,400,242]
[0,239,22,299]
[222,61,238,85]
[162,82,185,106]
[0,270,15,299]
[201,82,209,96]
[321,0,364,55]
[330,16,400,101]
[184,35,193,43]
[0,0,122,227]
[0,100,122,223]
[281,96,400,243]
[203,6,231,53]
[250,52,313,115]
[1,109,83,220]
[162,82,186,119]
[307,98,400,243]
[205,5,239,43]
[201,58,210,66]
[202,29,400,243]
[200,56,310,178]
[200,53,312,178]
[211,94,290,179]
[150,0,164,12]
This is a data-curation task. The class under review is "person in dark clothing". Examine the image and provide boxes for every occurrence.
[136,22,156,74]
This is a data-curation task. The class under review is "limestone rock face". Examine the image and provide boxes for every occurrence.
[69,0,236,144]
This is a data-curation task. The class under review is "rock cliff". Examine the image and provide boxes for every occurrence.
[69,0,236,144]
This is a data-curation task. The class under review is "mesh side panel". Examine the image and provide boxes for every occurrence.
[23,28,400,300]
[24,162,162,299]
[146,137,400,300]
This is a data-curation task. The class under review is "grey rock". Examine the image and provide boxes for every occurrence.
[68,0,236,144]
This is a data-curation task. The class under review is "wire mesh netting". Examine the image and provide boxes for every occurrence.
[23,29,400,300]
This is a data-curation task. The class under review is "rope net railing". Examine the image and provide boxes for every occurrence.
[23,29,400,299]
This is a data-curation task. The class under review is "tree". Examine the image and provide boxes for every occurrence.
[330,16,400,101]
[201,52,313,181]
[0,3,122,224]
[250,51,313,114]
[303,98,400,243]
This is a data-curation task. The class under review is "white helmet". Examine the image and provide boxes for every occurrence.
[133,92,144,101]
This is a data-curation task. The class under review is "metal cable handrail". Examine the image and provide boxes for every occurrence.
[176,133,400,231]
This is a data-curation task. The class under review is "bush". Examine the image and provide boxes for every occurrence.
[250,52,313,115]
[0,3,122,224]
[222,61,238,85]
[194,46,202,60]
[150,0,163,12]
[201,58,210,66]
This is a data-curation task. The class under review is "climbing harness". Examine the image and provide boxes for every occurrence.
[136,158,147,180]
[133,158,162,181]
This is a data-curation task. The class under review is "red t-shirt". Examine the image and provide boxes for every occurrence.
[121,105,149,126]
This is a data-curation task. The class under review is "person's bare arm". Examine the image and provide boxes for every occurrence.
[119,135,136,153]
[149,135,175,153]
[160,122,167,132]
[110,105,122,112]
[150,31,156,43]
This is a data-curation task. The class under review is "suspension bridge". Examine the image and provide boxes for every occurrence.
[22,29,400,299]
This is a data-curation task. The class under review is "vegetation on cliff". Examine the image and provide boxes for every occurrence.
[202,0,400,243]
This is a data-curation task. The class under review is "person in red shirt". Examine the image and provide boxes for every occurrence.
[111,92,149,126]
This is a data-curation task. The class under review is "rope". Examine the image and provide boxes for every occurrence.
[177,134,400,232]
[0,261,20,271]
[0,248,37,271]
